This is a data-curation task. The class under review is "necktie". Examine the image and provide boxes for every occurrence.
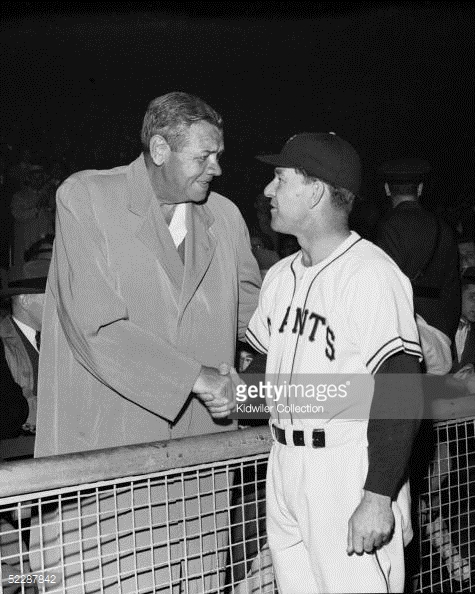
[35,330,41,352]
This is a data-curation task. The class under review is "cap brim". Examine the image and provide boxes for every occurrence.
[255,154,302,169]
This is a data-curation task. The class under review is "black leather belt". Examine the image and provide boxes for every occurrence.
[272,424,325,448]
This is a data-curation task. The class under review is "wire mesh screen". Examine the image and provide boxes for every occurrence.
[1,453,276,594]
[413,417,475,592]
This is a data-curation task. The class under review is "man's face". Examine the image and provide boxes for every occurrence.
[264,167,314,235]
[462,284,475,323]
[24,293,46,329]
[160,121,223,204]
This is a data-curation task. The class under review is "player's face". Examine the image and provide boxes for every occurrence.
[160,121,223,204]
[462,284,475,323]
[264,167,314,235]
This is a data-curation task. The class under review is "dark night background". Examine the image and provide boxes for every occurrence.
[1,1,474,229]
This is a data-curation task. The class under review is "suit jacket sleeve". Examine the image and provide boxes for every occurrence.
[236,213,262,341]
[51,178,202,423]
[1,343,29,439]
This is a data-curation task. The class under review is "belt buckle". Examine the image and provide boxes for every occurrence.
[312,429,325,448]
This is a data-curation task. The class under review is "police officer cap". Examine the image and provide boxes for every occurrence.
[377,158,431,182]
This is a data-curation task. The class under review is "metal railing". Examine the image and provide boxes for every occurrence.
[1,397,475,593]
[0,427,275,593]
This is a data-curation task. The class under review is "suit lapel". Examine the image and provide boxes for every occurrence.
[178,201,216,319]
[126,155,184,296]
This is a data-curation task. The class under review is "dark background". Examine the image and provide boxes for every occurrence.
[1,1,473,225]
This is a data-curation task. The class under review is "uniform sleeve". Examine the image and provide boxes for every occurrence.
[51,178,202,423]
[364,352,424,498]
[245,276,272,355]
[346,261,422,374]
[236,213,262,341]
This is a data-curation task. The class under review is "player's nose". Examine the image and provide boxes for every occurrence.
[264,178,276,198]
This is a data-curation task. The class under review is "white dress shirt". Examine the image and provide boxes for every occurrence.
[455,319,470,361]
[12,316,39,352]
[168,203,187,248]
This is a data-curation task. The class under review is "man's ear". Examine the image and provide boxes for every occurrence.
[311,180,325,208]
[149,135,170,166]
[417,182,423,197]
[384,182,391,197]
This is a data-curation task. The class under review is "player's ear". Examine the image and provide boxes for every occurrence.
[417,182,423,197]
[384,182,391,197]
[149,135,170,166]
[310,180,325,209]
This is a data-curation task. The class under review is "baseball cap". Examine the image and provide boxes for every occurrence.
[255,132,361,195]
[377,158,431,183]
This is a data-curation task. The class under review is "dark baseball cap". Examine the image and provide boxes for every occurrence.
[377,158,431,183]
[256,132,361,195]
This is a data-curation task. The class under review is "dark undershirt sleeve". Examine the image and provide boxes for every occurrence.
[364,351,424,499]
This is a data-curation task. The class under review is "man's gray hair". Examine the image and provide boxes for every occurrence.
[141,92,223,153]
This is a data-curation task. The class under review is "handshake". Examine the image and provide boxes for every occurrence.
[192,363,245,419]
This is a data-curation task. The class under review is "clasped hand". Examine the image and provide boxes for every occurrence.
[193,363,244,418]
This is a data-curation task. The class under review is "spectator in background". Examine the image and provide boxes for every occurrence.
[0,237,52,440]
[10,162,55,266]
[458,235,475,275]
[451,267,475,375]
[437,183,474,274]
[376,158,460,374]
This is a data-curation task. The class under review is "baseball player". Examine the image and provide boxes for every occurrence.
[245,133,424,593]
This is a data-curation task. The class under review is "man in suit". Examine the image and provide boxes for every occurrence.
[31,92,261,592]
[0,238,51,442]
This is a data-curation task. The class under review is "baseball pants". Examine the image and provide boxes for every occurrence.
[266,422,412,594]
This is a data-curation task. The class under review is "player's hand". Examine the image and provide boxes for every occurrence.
[193,363,242,419]
[347,490,394,555]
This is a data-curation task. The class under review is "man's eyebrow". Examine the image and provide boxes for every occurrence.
[275,167,285,175]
